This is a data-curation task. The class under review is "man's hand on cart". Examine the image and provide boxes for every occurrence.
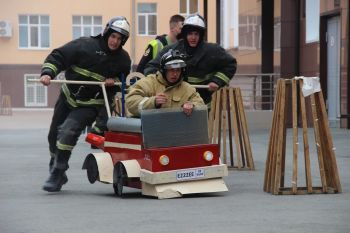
[182,102,194,116]
[208,82,219,92]
[105,78,115,87]
[40,75,51,86]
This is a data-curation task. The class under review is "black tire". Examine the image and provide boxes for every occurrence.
[86,156,99,184]
[113,163,127,197]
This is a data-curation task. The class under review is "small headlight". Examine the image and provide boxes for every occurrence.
[159,155,170,166]
[203,151,214,161]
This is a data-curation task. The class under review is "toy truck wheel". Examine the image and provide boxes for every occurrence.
[113,163,127,197]
[85,156,99,184]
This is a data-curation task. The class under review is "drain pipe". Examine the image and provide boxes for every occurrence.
[131,0,136,70]
[295,0,300,76]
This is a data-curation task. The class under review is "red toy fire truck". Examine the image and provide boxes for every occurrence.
[83,106,228,199]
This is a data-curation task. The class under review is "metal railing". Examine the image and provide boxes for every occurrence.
[229,73,280,110]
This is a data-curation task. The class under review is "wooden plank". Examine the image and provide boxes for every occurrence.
[271,80,284,192]
[310,94,328,193]
[264,79,281,192]
[316,91,342,192]
[234,90,246,168]
[273,80,286,194]
[298,80,313,193]
[236,88,254,169]
[280,83,288,189]
[278,187,337,195]
[231,88,242,169]
[221,87,228,164]
[213,90,221,144]
[227,88,235,167]
[208,91,217,142]
[315,94,333,189]
[292,79,298,194]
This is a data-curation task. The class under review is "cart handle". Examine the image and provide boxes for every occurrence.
[28,79,113,118]
[28,77,211,117]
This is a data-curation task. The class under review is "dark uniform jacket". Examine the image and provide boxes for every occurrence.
[136,34,169,74]
[144,40,237,104]
[41,36,131,107]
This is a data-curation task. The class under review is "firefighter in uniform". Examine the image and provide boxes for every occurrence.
[127,49,204,117]
[136,14,184,74]
[40,17,131,192]
[144,14,237,105]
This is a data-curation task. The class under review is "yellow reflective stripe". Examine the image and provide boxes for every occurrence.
[213,72,230,84]
[62,84,78,107]
[150,40,158,59]
[150,40,164,59]
[187,75,211,84]
[92,126,103,133]
[76,99,105,106]
[57,141,74,151]
[71,65,105,81]
[43,63,58,76]
[62,83,105,107]
[157,40,164,56]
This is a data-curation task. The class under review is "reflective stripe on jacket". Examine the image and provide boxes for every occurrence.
[41,36,131,107]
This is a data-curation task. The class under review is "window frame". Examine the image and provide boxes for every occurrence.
[238,14,261,50]
[72,15,103,40]
[305,0,320,43]
[24,74,48,107]
[137,3,157,36]
[18,14,50,50]
[179,0,199,17]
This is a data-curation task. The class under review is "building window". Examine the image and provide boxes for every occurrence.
[138,3,157,36]
[274,22,281,50]
[24,75,47,107]
[305,0,320,43]
[72,16,103,39]
[239,15,261,50]
[180,0,199,16]
[19,15,50,49]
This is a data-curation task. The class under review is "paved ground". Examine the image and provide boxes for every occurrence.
[0,110,349,233]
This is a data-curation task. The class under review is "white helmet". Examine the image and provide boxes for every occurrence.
[183,14,206,30]
[103,16,130,45]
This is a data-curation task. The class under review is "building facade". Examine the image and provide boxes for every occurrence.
[0,0,218,109]
[1,0,349,128]
[217,0,349,128]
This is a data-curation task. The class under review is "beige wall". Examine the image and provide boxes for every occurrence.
[0,0,132,64]
[230,0,262,71]
[0,0,210,66]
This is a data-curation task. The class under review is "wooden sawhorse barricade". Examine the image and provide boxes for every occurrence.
[264,78,342,195]
[208,87,254,170]
[0,95,12,115]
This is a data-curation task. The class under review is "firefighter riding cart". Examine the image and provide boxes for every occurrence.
[83,106,228,199]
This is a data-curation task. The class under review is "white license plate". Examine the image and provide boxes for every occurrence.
[176,168,205,181]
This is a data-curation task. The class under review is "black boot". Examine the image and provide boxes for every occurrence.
[49,157,68,184]
[42,167,67,192]
[43,151,70,192]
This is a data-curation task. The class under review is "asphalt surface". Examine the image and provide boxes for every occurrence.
[0,111,349,233]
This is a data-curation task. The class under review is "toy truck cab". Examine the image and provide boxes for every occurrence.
[83,106,228,199]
